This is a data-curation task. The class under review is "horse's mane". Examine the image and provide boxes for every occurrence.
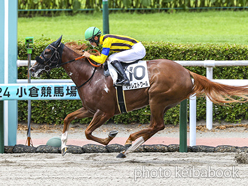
[65,42,100,56]
[65,42,88,55]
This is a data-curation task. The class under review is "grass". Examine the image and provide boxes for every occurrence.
[18,11,248,44]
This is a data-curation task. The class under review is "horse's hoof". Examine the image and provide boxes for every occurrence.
[125,144,132,150]
[116,152,126,158]
[61,147,68,156]
[109,130,118,138]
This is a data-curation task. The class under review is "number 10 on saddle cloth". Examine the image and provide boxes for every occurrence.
[121,60,150,91]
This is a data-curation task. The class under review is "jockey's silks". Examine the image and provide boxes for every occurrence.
[89,34,140,64]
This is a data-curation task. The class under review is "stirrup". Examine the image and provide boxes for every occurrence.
[114,79,130,87]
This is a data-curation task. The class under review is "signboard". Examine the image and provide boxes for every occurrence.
[0,83,80,100]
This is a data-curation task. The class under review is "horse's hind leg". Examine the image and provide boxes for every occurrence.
[117,102,169,158]
[61,107,93,156]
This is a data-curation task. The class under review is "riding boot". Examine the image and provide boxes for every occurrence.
[111,60,130,86]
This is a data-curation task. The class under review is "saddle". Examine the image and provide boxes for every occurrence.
[103,59,140,77]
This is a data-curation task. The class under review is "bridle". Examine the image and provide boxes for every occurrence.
[35,42,101,89]
[35,43,64,70]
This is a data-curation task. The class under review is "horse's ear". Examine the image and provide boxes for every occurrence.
[54,35,63,47]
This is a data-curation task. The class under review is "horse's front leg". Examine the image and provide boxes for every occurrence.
[61,107,93,156]
[85,109,117,145]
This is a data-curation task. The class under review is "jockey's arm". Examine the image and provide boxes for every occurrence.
[89,37,112,64]
[89,52,108,64]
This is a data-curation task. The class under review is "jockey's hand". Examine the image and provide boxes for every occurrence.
[83,51,91,58]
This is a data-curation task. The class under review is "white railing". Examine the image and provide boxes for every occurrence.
[17,60,74,84]
[17,60,248,67]
[17,60,248,146]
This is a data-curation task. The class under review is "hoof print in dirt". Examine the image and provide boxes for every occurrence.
[36,145,60,153]
[235,152,248,164]
[13,145,37,153]
[65,145,84,154]
[106,144,125,152]
[191,145,215,153]
[215,145,237,152]
[82,144,108,153]
[168,144,179,152]
[143,145,168,152]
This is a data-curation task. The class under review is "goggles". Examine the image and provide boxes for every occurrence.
[88,38,95,43]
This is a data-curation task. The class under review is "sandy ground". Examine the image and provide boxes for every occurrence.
[0,152,247,185]
[0,121,244,185]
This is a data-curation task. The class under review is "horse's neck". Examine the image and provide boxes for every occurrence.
[61,46,94,87]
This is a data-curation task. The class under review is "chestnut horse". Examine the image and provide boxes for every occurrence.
[30,36,248,158]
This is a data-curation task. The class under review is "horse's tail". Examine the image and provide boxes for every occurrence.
[188,70,248,104]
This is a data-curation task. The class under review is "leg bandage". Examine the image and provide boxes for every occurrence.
[61,131,68,149]
[125,137,144,155]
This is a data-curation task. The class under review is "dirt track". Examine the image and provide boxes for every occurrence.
[0,152,247,185]
[1,122,248,185]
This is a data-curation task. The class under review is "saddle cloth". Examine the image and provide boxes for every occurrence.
[104,60,150,91]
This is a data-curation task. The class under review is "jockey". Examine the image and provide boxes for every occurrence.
[83,27,146,86]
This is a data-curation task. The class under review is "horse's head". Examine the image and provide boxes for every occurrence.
[30,36,64,77]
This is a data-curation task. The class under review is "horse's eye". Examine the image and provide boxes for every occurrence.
[44,49,51,54]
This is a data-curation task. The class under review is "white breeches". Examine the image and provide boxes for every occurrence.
[107,42,146,84]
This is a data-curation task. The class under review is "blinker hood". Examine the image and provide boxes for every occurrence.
[35,56,44,64]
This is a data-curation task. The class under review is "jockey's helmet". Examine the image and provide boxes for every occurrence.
[85,27,102,41]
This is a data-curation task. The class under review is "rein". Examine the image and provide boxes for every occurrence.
[61,49,101,89]
[59,49,101,68]
[76,67,97,90]
[37,43,101,89]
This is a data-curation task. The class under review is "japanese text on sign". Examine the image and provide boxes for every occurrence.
[0,84,80,100]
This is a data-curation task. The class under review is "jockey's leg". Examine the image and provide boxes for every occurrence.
[110,60,130,86]
[107,42,146,86]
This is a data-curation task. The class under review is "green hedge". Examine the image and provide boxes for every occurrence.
[18,39,248,124]
[18,0,248,15]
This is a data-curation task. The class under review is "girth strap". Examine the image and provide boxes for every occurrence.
[116,86,127,113]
